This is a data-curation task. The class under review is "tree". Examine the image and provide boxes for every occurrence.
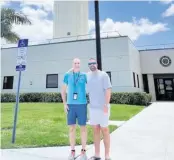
[1,8,32,43]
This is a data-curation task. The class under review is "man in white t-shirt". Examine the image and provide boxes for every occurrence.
[87,58,112,160]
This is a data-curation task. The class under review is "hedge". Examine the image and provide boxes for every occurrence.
[1,92,151,106]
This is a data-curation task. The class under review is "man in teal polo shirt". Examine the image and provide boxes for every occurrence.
[61,58,88,160]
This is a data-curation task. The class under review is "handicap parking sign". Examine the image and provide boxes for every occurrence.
[16,39,28,71]
[18,39,28,48]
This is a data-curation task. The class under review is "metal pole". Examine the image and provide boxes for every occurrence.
[94,0,102,70]
[12,70,22,143]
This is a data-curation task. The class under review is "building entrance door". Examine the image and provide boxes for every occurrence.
[154,78,174,101]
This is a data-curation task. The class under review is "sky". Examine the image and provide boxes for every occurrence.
[1,0,174,48]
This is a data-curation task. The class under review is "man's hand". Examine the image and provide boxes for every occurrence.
[67,68,73,73]
[104,105,108,114]
[64,104,69,114]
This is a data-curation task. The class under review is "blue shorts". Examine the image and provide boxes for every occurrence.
[67,104,87,126]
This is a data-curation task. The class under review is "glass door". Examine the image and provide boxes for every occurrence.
[155,78,174,101]
[164,79,174,101]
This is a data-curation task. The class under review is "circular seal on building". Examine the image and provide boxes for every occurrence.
[160,56,172,67]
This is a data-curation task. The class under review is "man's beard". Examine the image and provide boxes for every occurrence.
[90,66,97,71]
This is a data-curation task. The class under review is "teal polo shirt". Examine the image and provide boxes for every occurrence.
[63,72,87,104]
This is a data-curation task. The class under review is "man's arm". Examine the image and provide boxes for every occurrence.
[61,73,69,113]
[103,72,112,107]
[105,88,112,105]
[61,84,67,105]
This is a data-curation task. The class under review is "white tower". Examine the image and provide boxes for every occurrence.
[53,1,89,39]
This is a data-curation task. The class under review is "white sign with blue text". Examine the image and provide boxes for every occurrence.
[16,39,28,71]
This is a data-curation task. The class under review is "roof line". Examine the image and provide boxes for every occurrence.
[1,36,128,50]
[139,47,174,51]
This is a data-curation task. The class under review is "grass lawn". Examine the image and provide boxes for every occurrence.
[1,103,143,149]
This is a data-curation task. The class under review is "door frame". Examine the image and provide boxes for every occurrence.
[154,77,174,101]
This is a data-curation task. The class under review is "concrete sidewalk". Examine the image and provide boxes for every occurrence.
[1,145,92,160]
[86,102,174,160]
[1,102,174,160]
[1,120,124,160]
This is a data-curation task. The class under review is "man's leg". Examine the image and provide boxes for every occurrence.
[76,104,88,159]
[89,108,101,159]
[67,105,76,159]
[80,126,87,150]
[100,107,110,159]
[77,104,87,150]
[93,125,101,158]
[101,127,110,159]
[69,125,76,150]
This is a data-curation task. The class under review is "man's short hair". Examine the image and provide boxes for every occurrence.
[73,58,80,62]
[89,58,96,61]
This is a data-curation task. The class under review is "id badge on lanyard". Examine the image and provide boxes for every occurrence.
[73,93,78,100]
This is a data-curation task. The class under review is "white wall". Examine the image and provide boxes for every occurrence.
[128,39,143,92]
[140,48,174,74]
[101,37,136,92]
[53,1,88,38]
[1,37,138,93]
[147,74,156,102]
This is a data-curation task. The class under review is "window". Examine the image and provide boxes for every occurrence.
[137,74,139,88]
[142,74,149,93]
[3,76,14,89]
[106,71,112,83]
[133,72,136,87]
[46,74,58,88]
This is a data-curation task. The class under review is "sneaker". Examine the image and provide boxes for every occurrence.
[68,150,75,160]
[89,156,101,160]
[79,149,88,160]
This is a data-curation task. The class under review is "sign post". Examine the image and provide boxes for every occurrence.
[12,39,28,143]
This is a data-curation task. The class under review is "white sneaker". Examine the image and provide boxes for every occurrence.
[68,150,75,160]
[79,150,87,160]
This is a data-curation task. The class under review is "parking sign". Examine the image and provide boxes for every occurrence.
[16,39,28,71]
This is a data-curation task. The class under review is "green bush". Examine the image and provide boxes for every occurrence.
[1,93,16,102]
[110,92,151,105]
[1,92,151,106]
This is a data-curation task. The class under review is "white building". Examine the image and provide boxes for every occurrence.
[1,36,174,102]
[1,1,174,102]
[53,1,88,38]
[140,48,174,101]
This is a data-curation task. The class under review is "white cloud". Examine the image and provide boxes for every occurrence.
[162,4,174,17]
[160,0,173,4]
[9,1,54,44]
[89,18,169,41]
[21,6,48,19]
[20,0,53,12]
[88,20,95,32]
[11,6,53,43]
[1,2,169,45]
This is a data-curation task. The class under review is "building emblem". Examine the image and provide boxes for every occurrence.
[160,56,172,67]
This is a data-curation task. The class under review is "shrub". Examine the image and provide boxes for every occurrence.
[1,93,16,102]
[1,92,151,106]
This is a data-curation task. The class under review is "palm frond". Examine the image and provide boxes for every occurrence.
[1,8,32,43]
[3,30,20,43]
[1,8,32,25]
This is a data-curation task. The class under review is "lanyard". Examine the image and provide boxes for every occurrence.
[73,72,80,90]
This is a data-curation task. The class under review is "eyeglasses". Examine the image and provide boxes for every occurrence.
[88,62,97,65]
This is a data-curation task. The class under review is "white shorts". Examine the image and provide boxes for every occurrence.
[88,107,110,128]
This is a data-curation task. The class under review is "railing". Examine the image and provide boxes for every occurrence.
[1,30,174,51]
[137,43,174,50]
[1,31,121,49]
